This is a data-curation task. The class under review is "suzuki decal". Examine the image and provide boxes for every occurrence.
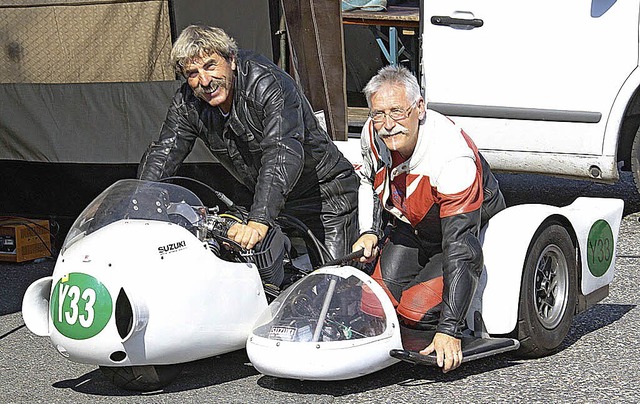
[157,240,187,256]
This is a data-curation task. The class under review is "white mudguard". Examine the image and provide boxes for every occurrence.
[474,197,623,334]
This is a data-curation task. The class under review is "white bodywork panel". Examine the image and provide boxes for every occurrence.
[246,266,402,381]
[22,277,53,337]
[22,220,268,366]
[474,197,623,334]
[245,197,622,380]
[21,179,623,380]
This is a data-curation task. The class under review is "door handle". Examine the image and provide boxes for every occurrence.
[431,16,484,28]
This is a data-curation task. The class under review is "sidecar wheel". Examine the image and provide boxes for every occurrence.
[515,222,577,358]
[99,364,183,391]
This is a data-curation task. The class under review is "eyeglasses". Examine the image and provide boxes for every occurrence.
[369,102,416,123]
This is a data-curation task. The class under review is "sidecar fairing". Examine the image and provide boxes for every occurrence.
[22,179,268,366]
[246,266,403,380]
[247,196,623,380]
[246,265,519,380]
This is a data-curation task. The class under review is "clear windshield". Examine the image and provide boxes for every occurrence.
[61,179,205,253]
[252,272,387,343]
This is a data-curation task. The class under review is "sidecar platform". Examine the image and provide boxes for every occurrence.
[391,326,519,366]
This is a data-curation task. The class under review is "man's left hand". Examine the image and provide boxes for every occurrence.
[227,221,269,250]
[420,332,462,373]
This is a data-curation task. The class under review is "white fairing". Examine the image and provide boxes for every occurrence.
[473,197,623,334]
[22,276,53,337]
[22,177,623,378]
[246,266,402,380]
[49,221,266,365]
[22,179,268,366]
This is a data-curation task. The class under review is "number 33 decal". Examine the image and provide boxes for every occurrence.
[51,273,113,340]
[57,284,96,327]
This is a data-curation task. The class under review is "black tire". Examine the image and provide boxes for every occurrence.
[99,364,184,392]
[631,125,640,194]
[515,222,577,358]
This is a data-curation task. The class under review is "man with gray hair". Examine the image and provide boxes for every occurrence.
[352,65,505,372]
[138,25,359,277]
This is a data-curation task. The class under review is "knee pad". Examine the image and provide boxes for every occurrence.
[396,276,444,325]
[359,283,385,318]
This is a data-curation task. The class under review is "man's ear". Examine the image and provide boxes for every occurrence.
[231,57,236,71]
[417,98,426,120]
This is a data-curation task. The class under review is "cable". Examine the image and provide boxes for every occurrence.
[154,178,335,265]
[275,213,334,265]
[157,176,247,221]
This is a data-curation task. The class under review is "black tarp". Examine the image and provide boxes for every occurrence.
[170,0,275,61]
[0,81,245,242]
[0,81,214,163]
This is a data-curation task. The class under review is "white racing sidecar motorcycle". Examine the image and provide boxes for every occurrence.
[22,178,623,389]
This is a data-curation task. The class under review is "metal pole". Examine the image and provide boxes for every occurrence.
[311,277,338,342]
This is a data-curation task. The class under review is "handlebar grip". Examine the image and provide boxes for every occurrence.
[322,248,365,267]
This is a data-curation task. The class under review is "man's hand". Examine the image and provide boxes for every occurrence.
[420,332,463,373]
[227,221,269,250]
[352,233,379,263]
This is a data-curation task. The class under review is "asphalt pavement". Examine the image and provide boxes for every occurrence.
[2,172,639,403]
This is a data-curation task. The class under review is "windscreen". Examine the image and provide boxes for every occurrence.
[61,179,205,253]
[252,272,387,343]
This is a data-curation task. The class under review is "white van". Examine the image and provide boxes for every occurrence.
[341,1,640,194]
[421,0,640,193]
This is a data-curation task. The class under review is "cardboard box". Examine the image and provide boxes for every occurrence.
[0,219,52,262]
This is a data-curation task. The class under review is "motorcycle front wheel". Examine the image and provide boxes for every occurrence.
[99,364,184,392]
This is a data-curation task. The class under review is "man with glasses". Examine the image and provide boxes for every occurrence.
[138,25,359,276]
[352,65,505,373]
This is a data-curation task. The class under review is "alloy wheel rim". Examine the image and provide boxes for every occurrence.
[533,244,569,329]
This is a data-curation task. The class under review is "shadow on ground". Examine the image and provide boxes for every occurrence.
[51,350,260,396]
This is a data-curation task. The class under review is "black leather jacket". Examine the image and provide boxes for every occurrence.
[138,50,354,226]
[432,156,505,337]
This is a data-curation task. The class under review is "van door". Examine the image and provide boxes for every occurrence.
[422,1,639,176]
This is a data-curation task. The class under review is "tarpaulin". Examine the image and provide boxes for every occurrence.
[0,0,173,83]
[0,81,214,163]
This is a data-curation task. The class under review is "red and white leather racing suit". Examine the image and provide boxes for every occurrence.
[358,110,505,338]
